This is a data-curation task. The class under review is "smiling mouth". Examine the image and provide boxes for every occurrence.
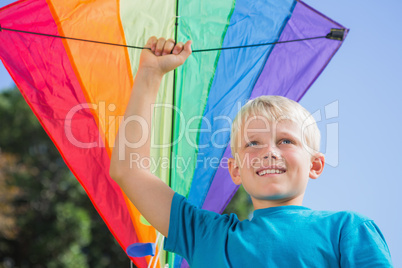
[257,168,286,176]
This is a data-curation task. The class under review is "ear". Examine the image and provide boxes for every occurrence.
[309,153,325,179]
[228,157,242,185]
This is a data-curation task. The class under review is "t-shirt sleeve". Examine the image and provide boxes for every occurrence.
[163,192,232,265]
[340,220,393,267]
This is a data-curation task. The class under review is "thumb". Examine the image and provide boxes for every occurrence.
[179,40,192,61]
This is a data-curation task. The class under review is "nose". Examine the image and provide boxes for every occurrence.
[263,150,281,160]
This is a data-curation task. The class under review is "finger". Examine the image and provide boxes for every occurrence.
[162,39,176,56]
[145,36,157,52]
[172,42,184,55]
[155,37,166,56]
[179,40,192,61]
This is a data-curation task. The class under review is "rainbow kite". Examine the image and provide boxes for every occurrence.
[0,0,347,267]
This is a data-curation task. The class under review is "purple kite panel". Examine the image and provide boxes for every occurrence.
[202,0,347,213]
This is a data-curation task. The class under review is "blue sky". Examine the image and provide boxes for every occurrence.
[1,0,401,266]
[300,1,402,266]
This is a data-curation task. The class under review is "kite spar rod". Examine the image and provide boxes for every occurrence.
[193,28,345,52]
[0,25,346,52]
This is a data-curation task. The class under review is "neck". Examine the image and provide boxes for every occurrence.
[252,194,304,210]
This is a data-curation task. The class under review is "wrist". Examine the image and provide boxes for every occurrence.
[133,68,164,97]
[136,67,164,82]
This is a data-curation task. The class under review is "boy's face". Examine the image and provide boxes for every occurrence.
[228,115,324,209]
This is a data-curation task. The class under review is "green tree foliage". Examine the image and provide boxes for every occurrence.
[0,88,128,267]
[0,87,254,268]
[223,186,254,221]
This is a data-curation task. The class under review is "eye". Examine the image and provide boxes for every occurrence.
[279,139,293,145]
[246,141,258,147]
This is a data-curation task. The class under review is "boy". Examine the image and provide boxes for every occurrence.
[110,37,393,267]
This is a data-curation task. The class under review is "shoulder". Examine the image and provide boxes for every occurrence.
[308,209,388,243]
[323,211,394,267]
[320,210,373,233]
[333,210,375,238]
[296,209,392,267]
[307,209,371,224]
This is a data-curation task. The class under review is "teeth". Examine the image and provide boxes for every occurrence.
[258,169,284,176]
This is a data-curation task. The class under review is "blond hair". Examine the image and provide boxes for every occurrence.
[230,95,320,155]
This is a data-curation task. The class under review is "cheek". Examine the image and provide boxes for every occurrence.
[249,152,264,169]
[282,150,297,161]
[285,151,309,168]
[237,153,259,171]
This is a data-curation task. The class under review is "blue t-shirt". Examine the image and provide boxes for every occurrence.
[164,193,393,268]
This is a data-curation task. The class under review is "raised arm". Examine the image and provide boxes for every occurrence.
[109,37,192,237]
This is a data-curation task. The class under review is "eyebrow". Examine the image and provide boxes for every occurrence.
[246,133,265,139]
[243,131,270,143]
[276,130,301,142]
